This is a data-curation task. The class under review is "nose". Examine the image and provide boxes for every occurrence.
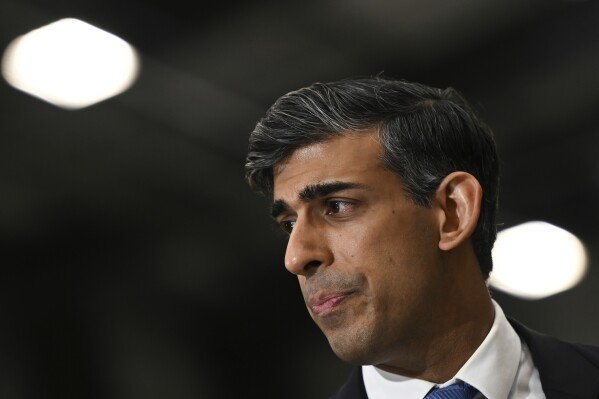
[284,217,333,276]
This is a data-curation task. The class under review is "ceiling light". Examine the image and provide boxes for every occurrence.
[489,221,588,300]
[1,18,140,109]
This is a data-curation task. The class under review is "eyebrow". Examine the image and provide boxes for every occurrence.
[271,181,365,219]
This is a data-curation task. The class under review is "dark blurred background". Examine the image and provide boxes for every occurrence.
[1,1,599,398]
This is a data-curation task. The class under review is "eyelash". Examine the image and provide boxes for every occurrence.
[325,199,354,215]
[278,199,355,234]
[279,220,295,235]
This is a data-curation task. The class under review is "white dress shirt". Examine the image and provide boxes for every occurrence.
[362,300,546,399]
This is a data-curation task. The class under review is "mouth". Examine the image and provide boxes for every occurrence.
[308,291,354,316]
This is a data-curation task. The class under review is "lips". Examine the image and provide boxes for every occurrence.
[308,291,353,315]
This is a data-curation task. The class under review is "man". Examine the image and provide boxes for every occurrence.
[244,76,599,399]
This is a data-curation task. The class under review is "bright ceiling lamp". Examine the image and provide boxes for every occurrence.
[1,18,140,109]
[489,221,588,300]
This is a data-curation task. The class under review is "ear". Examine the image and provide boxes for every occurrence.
[434,172,482,251]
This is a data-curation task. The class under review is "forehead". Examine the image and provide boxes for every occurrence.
[273,131,384,194]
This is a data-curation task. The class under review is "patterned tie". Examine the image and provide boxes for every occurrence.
[423,381,479,399]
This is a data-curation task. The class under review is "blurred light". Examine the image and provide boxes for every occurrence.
[489,221,588,300]
[1,18,139,109]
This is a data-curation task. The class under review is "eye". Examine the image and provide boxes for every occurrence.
[326,200,354,216]
[279,219,296,234]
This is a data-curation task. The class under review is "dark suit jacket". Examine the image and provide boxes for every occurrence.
[330,319,599,399]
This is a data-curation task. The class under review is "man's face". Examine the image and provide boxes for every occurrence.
[272,131,450,369]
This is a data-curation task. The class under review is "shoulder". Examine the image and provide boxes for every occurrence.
[509,317,599,397]
[329,367,368,399]
[509,317,599,363]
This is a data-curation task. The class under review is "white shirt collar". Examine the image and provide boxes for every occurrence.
[455,300,521,399]
[363,300,521,399]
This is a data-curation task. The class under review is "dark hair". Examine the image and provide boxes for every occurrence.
[245,76,499,279]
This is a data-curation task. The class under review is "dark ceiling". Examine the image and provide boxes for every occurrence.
[1,1,599,398]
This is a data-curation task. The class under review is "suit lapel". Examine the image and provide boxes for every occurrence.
[509,318,599,399]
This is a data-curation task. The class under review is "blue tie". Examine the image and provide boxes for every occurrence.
[424,381,479,399]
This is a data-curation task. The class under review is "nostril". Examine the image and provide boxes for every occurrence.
[305,260,322,271]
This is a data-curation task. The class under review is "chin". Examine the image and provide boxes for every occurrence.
[331,343,377,365]
[325,327,379,365]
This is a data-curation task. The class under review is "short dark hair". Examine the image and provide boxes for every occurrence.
[245,76,499,279]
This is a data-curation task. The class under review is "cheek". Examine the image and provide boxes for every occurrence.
[298,276,307,294]
[328,224,374,267]
[325,207,438,277]
[360,212,438,282]
[327,219,399,285]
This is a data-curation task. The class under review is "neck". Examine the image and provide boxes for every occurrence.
[377,252,495,382]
